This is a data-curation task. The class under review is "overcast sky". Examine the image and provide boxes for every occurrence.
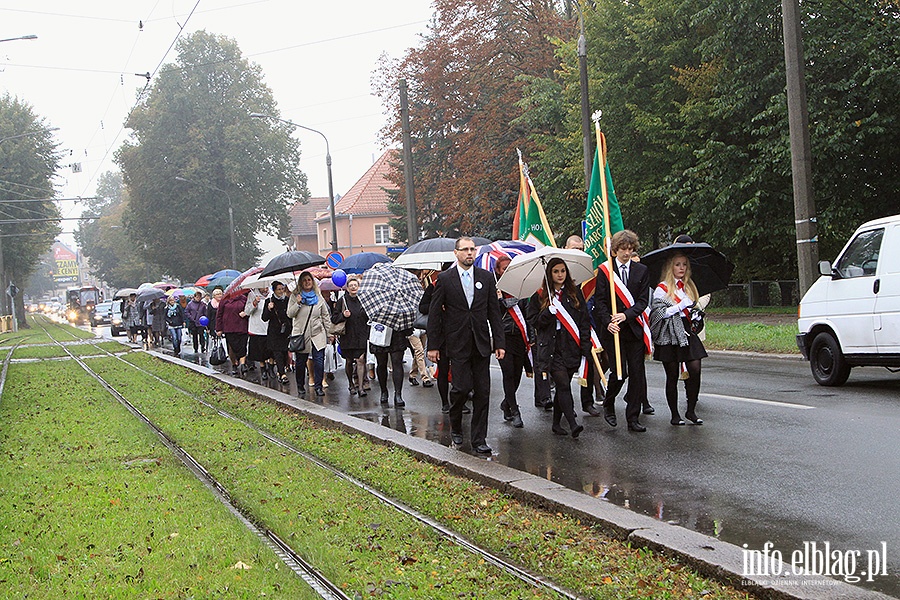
[1,0,433,260]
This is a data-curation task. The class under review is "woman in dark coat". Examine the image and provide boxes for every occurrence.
[331,276,370,396]
[418,266,453,413]
[164,294,186,357]
[526,257,589,438]
[215,289,250,377]
[262,281,291,385]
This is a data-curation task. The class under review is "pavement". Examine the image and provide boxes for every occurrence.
[144,342,892,600]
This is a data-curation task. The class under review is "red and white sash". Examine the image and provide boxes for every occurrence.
[549,294,601,387]
[656,281,691,319]
[506,298,533,365]
[597,262,652,355]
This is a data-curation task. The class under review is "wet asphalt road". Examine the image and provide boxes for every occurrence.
[98,326,900,596]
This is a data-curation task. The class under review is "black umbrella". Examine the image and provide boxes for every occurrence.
[393,236,493,269]
[258,250,326,278]
[135,287,165,303]
[640,243,735,296]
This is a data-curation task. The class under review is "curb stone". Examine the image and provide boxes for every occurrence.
[148,349,891,600]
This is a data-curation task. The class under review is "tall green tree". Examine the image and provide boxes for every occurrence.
[117,31,308,280]
[76,171,162,287]
[0,94,61,322]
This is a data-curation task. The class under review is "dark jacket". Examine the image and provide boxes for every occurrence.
[261,295,290,340]
[216,293,249,334]
[593,260,650,346]
[164,302,185,328]
[184,299,206,328]
[331,294,369,351]
[527,288,591,372]
[426,265,505,360]
[205,300,218,332]
[149,301,167,333]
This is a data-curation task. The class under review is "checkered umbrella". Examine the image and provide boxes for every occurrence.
[357,263,423,331]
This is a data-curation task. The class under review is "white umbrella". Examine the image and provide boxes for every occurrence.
[496,246,595,299]
[239,272,295,290]
[113,287,140,298]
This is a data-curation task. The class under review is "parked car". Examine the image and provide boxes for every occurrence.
[110,301,125,336]
[92,301,113,327]
[797,213,900,385]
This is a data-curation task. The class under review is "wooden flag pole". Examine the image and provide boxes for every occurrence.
[593,113,622,379]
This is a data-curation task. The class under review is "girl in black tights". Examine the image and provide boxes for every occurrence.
[648,253,708,425]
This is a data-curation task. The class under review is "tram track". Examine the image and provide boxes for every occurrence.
[32,315,582,599]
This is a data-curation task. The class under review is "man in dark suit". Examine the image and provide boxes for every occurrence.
[594,230,651,432]
[427,236,505,454]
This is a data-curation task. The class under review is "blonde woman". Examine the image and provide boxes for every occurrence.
[648,253,708,425]
[286,272,333,397]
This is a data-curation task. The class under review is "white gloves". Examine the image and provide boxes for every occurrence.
[664,305,682,317]
[548,304,558,315]
[665,297,694,317]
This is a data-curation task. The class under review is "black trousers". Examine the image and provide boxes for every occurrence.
[550,366,579,430]
[498,334,526,416]
[375,350,405,395]
[602,329,647,424]
[449,351,491,447]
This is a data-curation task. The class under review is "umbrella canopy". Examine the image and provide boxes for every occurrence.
[259,250,326,278]
[210,269,241,280]
[224,266,264,298]
[357,264,424,331]
[393,236,492,270]
[318,278,340,292]
[206,275,235,291]
[340,251,392,274]
[113,287,140,299]
[239,272,293,290]
[136,287,166,303]
[167,288,185,297]
[194,273,214,287]
[138,282,155,289]
[475,240,537,272]
[497,246,595,299]
[303,266,333,280]
[153,281,177,291]
[640,242,735,297]
[180,286,202,297]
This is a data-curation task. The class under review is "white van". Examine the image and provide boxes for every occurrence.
[797,214,900,385]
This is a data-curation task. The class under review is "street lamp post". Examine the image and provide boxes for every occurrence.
[249,112,338,252]
[174,176,237,270]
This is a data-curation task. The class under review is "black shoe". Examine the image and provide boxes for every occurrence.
[349,386,357,395]
[394,394,405,408]
[510,413,523,428]
[280,374,289,385]
[643,404,656,415]
[441,404,450,414]
[380,391,389,405]
[358,388,367,397]
[544,401,554,412]
[240,363,248,376]
[297,386,306,396]
[627,421,647,432]
[423,379,434,388]
[326,372,335,381]
[232,366,240,376]
[408,377,419,386]
[604,413,617,427]
[473,444,492,455]
[314,386,325,397]
[500,400,512,421]
[583,404,602,417]
[261,369,268,381]
[685,412,703,425]
[670,417,686,426]
[450,432,463,445]
[552,425,568,435]
[462,405,471,414]
[571,424,584,439]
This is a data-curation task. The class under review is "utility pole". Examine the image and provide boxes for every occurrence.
[782,0,818,295]
[399,79,418,245]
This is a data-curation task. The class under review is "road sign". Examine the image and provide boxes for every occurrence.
[325,251,344,269]
[386,246,408,254]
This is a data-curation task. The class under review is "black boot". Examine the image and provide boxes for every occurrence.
[394,392,405,408]
[380,390,389,405]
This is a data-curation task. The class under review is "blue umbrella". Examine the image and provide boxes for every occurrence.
[206,275,236,291]
[340,252,392,274]
[210,269,241,279]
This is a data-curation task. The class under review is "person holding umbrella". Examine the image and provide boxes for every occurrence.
[526,258,588,438]
[184,291,208,353]
[216,288,250,377]
[287,272,333,397]
[262,281,292,385]
[164,294,186,357]
[648,252,708,425]
[123,293,142,344]
[245,283,274,380]
[331,276,370,396]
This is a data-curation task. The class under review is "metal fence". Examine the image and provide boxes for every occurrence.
[708,280,799,308]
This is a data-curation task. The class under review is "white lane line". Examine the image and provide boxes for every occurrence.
[701,392,815,410]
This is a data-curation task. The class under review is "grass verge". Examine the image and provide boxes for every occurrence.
[10,345,71,360]
[704,322,798,354]
[0,360,315,599]
[117,352,753,600]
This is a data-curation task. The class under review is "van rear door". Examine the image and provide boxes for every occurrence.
[828,227,884,353]
[874,223,900,354]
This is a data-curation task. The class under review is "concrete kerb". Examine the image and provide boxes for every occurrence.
[146,350,890,600]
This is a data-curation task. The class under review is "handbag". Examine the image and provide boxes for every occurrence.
[288,303,314,353]
[690,308,705,334]
[368,321,393,346]
[208,337,227,365]
[413,311,428,330]
[331,298,347,336]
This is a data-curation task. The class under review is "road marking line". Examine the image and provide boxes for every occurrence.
[701,392,814,410]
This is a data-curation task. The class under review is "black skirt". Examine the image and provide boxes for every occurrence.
[653,318,707,363]
[247,334,272,362]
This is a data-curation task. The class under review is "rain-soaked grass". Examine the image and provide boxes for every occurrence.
[704,322,798,354]
[10,344,71,360]
[117,352,754,600]
[0,360,316,599]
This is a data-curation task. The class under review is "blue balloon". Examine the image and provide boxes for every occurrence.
[199,316,209,327]
[331,269,347,287]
